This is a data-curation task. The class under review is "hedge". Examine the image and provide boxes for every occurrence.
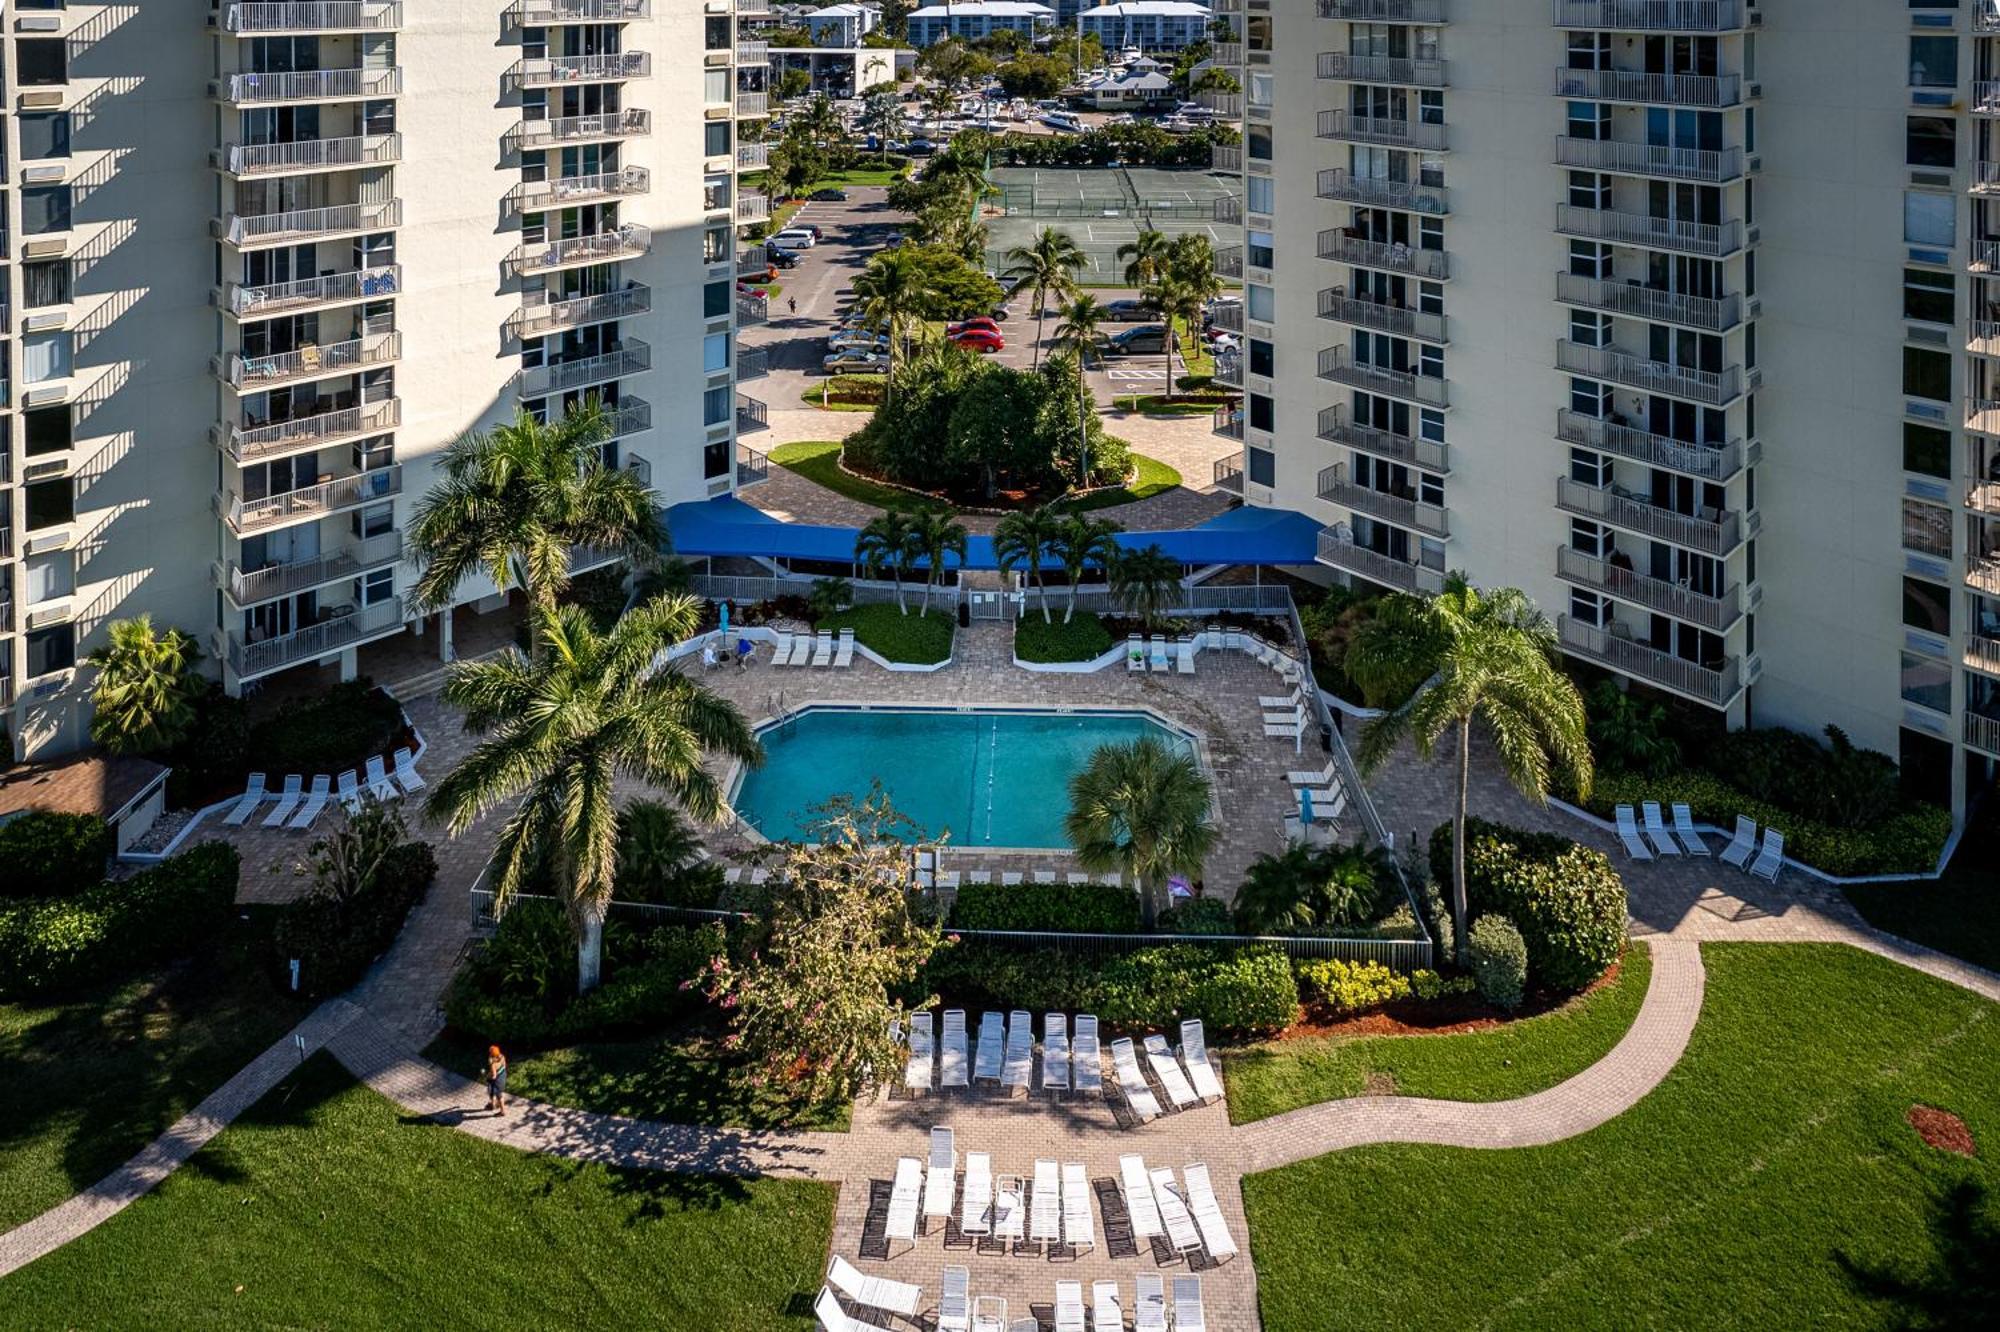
[1430,818,1627,994]
[925,942,1298,1038]
[0,843,239,997]
[443,920,726,1048]
[0,812,113,900]
[1588,769,1951,877]
[273,841,437,998]
[948,880,1140,934]
[1468,915,1527,1011]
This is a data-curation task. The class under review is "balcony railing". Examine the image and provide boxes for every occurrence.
[1317,229,1451,280]
[218,66,403,104]
[517,339,650,397]
[1211,143,1242,173]
[1316,110,1448,152]
[512,283,651,338]
[1968,478,2000,515]
[1968,711,2000,758]
[1317,346,1449,408]
[737,142,769,170]
[1214,195,1243,225]
[1555,204,1739,257]
[221,265,401,316]
[1214,451,1245,493]
[1554,137,1743,183]
[1554,477,1743,555]
[1970,555,2000,596]
[507,167,650,214]
[1196,88,1243,117]
[1555,409,1748,480]
[219,465,403,537]
[603,398,652,440]
[506,108,650,153]
[216,199,402,246]
[737,40,769,64]
[1556,546,1739,631]
[1214,245,1244,279]
[1552,0,1744,31]
[1964,633,2000,678]
[1974,82,2000,118]
[1213,405,1244,440]
[1560,615,1741,706]
[217,132,402,175]
[508,0,648,22]
[1317,464,1449,537]
[507,51,651,90]
[736,346,770,381]
[217,531,403,608]
[737,292,769,325]
[1553,67,1740,107]
[1968,399,2000,436]
[738,444,770,488]
[1317,531,1446,593]
[220,398,401,463]
[1317,0,1444,19]
[1556,340,1745,407]
[737,194,770,224]
[1316,52,1446,88]
[222,2,402,33]
[1317,169,1449,215]
[507,225,650,277]
[1213,353,1244,388]
[1213,42,1244,66]
[1317,406,1450,473]
[1317,288,1447,343]
[220,331,401,388]
[224,596,405,680]
[736,393,769,433]
[1554,272,1739,331]
[736,90,769,117]
[1211,303,1244,332]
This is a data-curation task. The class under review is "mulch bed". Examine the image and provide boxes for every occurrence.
[1277,955,1628,1041]
[1907,1104,1977,1157]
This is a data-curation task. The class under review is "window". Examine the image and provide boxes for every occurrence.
[1902,498,1952,557]
[1900,652,1950,713]
[703,440,729,479]
[704,68,730,103]
[1247,446,1274,487]
[22,332,71,384]
[23,406,70,456]
[25,478,73,530]
[1568,589,1606,626]
[22,260,70,308]
[1905,268,1953,324]
[17,112,70,161]
[705,15,730,50]
[1904,191,1955,248]
[360,568,395,606]
[704,121,731,157]
[16,38,67,86]
[703,224,729,263]
[1246,229,1273,269]
[1903,346,1951,403]
[1906,116,1955,169]
[704,279,730,320]
[703,331,729,374]
[703,385,730,427]
[1247,124,1272,161]
[22,552,73,604]
[1246,283,1273,322]
[1903,422,1950,477]
[1248,393,1273,432]
[1909,36,1957,88]
[1248,338,1273,378]
[1245,174,1273,215]
[355,502,394,538]
[1901,576,1950,635]
[26,624,76,679]
[20,186,72,235]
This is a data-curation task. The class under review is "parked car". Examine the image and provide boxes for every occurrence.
[827,330,889,351]
[949,327,1005,352]
[904,138,938,156]
[763,245,801,269]
[947,316,1002,336]
[1099,298,1154,323]
[810,187,849,201]
[772,228,817,249]
[822,349,889,372]
[1104,324,1168,356]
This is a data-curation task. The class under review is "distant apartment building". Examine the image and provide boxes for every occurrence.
[905,2,1056,48]
[1077,1,1216,53]
[805,3,881,48]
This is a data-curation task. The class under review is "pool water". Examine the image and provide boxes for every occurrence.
[731,706,1195,848]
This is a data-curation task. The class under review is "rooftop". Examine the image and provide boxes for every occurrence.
[0,753,170,825]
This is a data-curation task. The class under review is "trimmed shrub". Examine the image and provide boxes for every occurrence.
[1468,915,1528,1011]
[274,841,436,998]
[1299,958,1410,1012]
[0,843,238,997]
[925,941,1296,1038]
[1409,969,1477,1002]
[0,812,113,900]
[949,879,1140,934]
[248,680,403,778]
[1159,897,1234,935]
[1430,819,1627,993]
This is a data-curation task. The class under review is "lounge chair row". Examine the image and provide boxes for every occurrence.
[819,1256,1205,1332]
[1614,802,1785,882]
[896,1134,1098,1253]
[899,1012,1223,1109]
[1117,1154,1238,1268]
[770,628,855,669]
[1111,1024,1224,1121]
[221,747,423,833]
[1125,633,1197,675]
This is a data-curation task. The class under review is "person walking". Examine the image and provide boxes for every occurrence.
[787,295,798,316]
[485,1044,509,1116]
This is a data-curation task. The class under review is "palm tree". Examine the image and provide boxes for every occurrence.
[616,799,706,899]
[1065,735,1215,929]
[994,505,1060,624]
[852,248,928,407]
[796,93,842,151]
[1004,227,1086,371]
[860,86,906,163]
[1049,512,1123,624]
[86,615,203,756]
[408,404,660,657]
[855,509,919,614]
[1117,226,1172,290]
[910,508,969,615]
[1161,233,1223,402]
[427,596,760,993]
[1110,543,1183,631]
[1344,577,1594,963]
[1052,293,1106,482]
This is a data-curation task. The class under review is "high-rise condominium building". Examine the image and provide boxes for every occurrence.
[0,0,772,760]
[1210,0,2000,817]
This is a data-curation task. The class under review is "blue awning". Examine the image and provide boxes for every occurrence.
[663,496,1323,570]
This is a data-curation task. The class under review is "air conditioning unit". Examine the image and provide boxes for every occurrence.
[19,89,65,110]
[22,238,69,259]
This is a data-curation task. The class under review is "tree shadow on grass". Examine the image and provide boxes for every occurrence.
[1838,1180,1999,1330]
[531,1154,759,1225]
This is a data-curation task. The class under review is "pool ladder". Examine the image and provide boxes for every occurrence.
[765,690,799,736]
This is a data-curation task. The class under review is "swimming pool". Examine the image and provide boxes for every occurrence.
[730,706,1199,849]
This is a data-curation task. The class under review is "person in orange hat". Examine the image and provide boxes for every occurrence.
[484,1045,509,1116]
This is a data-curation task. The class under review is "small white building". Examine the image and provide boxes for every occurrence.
[1071,58,1177,108]
[905,2,1056,48]
[1077,1,1214,53]
[769,45,914,98]
[806,3,881,49]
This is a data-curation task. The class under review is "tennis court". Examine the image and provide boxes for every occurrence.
[983,165,1241,282]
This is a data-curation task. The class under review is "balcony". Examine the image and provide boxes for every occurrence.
[1560,615,1743,707]
[219,265,401,317]
[1317,169,1448,215]
[216,133,401,177]
[1214,195,1243,225]
[1214,452,1245,493]
[1213,404,1244,440]
[1972,555,2000,597]
[1317,530,1446,593]
[218,465,403,537]
[218,399,401,464]
[223,597,406,681]
[1211,303,1244,333]
[736,346,770,381]
[1556,340,1746,407]
[216,531,403,608]
[506,108,650,153]
[1553,67,1740,108]
[1215,245,1245,279]
[1316,110,1448,152]
[216,199,402,247]
[216,66,403,104]
[604,398,652,440]
[737,291,769,325]
[737,142,769,170]
[1317,229,1450,280]
[1968,477,2000,515]
[1316,52,1446,88]
[1554,272,1739,332]
[1317,464,1449,537]
[1210,143,1242,173]
[1974,162,2000,197]
[512,283,651,339]
[1196,88,1243,117]
[736,90,769,118]
[1213,42,1244,66]
[507,225,651,277]
[736,393,769,434]
[1554,477,1745,555]
[1555,408,1749,480]
[737,40,769,65]
[1974,82,2000,118]
[1969,711,2000,759]
[219,331,401,389]
[1552,0,1745,31]
[1968,399,2000,436]
[1317,288,1447,343]
[1963,634,2000,679]
[1317,346,1449,408]
[738,194,771,224]
[1317,406,1450,473]
[508,0,648,22]
[517,339,650,397]
[1555,546,1739,631]
[507,167,650,215]
[738,444,771,488]
[222,2,402,33]
[1555,204,1740,257]
[506,51,651,90]
[1317,0,1444,18]
[1554,137,1742,184]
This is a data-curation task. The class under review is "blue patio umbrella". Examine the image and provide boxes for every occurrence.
[1299,786,1315,825]
[719,601,730,633]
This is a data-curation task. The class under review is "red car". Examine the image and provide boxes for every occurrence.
[949,327,1005,352]
[948,316,1002,336]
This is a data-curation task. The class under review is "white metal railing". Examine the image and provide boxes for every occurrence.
[1213,452,1245,493]
[1552,0,1744,31]
[507,225,650,276]
[220,66,402,103]
[736,90,769,117]
[1969,712,2000,757]
[221,331,401,387]
[1560,615,1740,705]
[1317,229,1451,280]
[225,597,405,679]
[1555,409,1745,479]
[511,283,651,337]
[509,0,648,21]
[1316,110,1449,152]
[1317,346,1449,408]
[1554,477,1741,554]
[224,2,402,33]
[737,194,770,223]
[1555,136,1742,183]
[1317,406,1450,472]
[604,398,652,440]
[1213,42,1244,66]
[1316,52,1446,87]
[1317,464,1449,537]
[1553,66,1740,107]
[507,167,650,213]
[1556,340,1742,406]
[507,51,651,88]
[218,531,403,607]
[1211,303,1244,332]
[736,346,769,381]
[736,40,769,64]
[737,142,769,169]
[1554,204,1739,257]
[222,265,400,315]
[517,339,650,396]
[219,132,401,175]
[219,465,403,536]
[1317,288,1447,343]
[506,108,650,151]
[1210,143,1242,172]
[1963,634,2000,677]
[1317,0,1444,19]
[1555,546,1738,631]
[1317,169,1449,215]
[1316,530,1446,594]
[216,199,402,245]
[1968,478,2000,514]
[1554,272,1738,331]
[1213,405,1244,440]
[221,399,400,462]
[1974,82,2000,117]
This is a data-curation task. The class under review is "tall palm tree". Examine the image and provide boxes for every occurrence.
[796,93,842,151]
[1004,227,1085,371]
[860,86,906,163]
[852,248,928,407]
[910,508,969,615]
[408,403,660,657]
[855,509,920,614]
[994,504,1060,624]
[1065,735,1215,929]
[1052,293,1106,482]
[86,615,203,756]
[1344,577,1595,962]
[1117,226,1172,290]
[427,596,760,993]
[1049,512,1123,623]
[1161,233,1223,402]
[1110,543,1183,631]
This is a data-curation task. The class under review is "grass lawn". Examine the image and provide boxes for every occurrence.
[0,932,311,1231]
[0,1054,834,1329]
[427,1030,850,1132]
[1845,800,2000,974]
[1243,944,2000,1330]
[821,602,955,664]
[1111,392,1233,417]
[768,440,951,513]
[1057,450,1181,513]
[1222,946,1652,1124]
[1014,610,1114,663]
[798,375,886,412]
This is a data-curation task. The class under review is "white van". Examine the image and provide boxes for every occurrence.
[772,228,817,250]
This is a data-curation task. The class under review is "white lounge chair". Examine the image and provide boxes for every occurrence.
[1065,871,1091,885]
[1127,633,1145,672]
[1642,801,1681,856]
[960,1152,993,1236]
[883,1157,923,1250]
[1002,1010,1034,1091]
[993,1174,1026,1245]
[904,1010,934,1092]
[786,634,814,666]
[966,868,993,885]
[1071,1019,1104,1097]
[1041,1012,1070,1093]
[939,1009,969,1089]
[834,627,855,667]
[288,774,334,830]
[1151,1167,1203,1254]
[261,774,304,828]
[392,747,425,795]
[924,1126,956,1231]
[1287,759,1337,788]
[365,754,398,803]
[826,1255,922,1320]
[1178,1020,1223,1104]
[1749,827,1786,882]
[223,773,267,826]
[970,1295,1007,1332]
[939,1266,971,1332]
[1171,1275,1205,1332]
[1134,1274,1167,1332]
[1263,707,1307,749]
[1672,802,1709,855]
[1719,814,1758,869]
[1110,1038,1162,1122]
[1148,635,1170,671]
[813,1286,886,1332]
[973,1011,1004,1082]
[1183,1163,1237,1264]
[1034,870,1057,884]
[1613,804,1655,861]
[1092,1280,1123,1332]
[1176,638,1195,674]
[812,630,835,666]
[1119,1154,1164,1241]
[1055,1281,1087,1332]
[770,631,793,666]
[1259,688,1304,711]
[1143,1034,1199,1111]
[1000,871,1023,886]
[1030,1159,1062,1246]
[1061,1160,1095,1253]
[334,768,363,813]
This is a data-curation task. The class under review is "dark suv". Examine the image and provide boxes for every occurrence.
[1105,324,1169,355]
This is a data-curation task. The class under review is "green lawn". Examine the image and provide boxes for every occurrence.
[0,933,311,1231]
[798,375,886,412]
[1223,945,1653,1124]
[427,1030,850,1132]
[0,1055,835,1329]
[768,440,950,513]
[1111,392,1234,417]
[1057,450,1181,513]
[1014,610,1114,663]
[821,603,954,664]
[1243,944,2000,1330]
[1846,800,2000,974]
